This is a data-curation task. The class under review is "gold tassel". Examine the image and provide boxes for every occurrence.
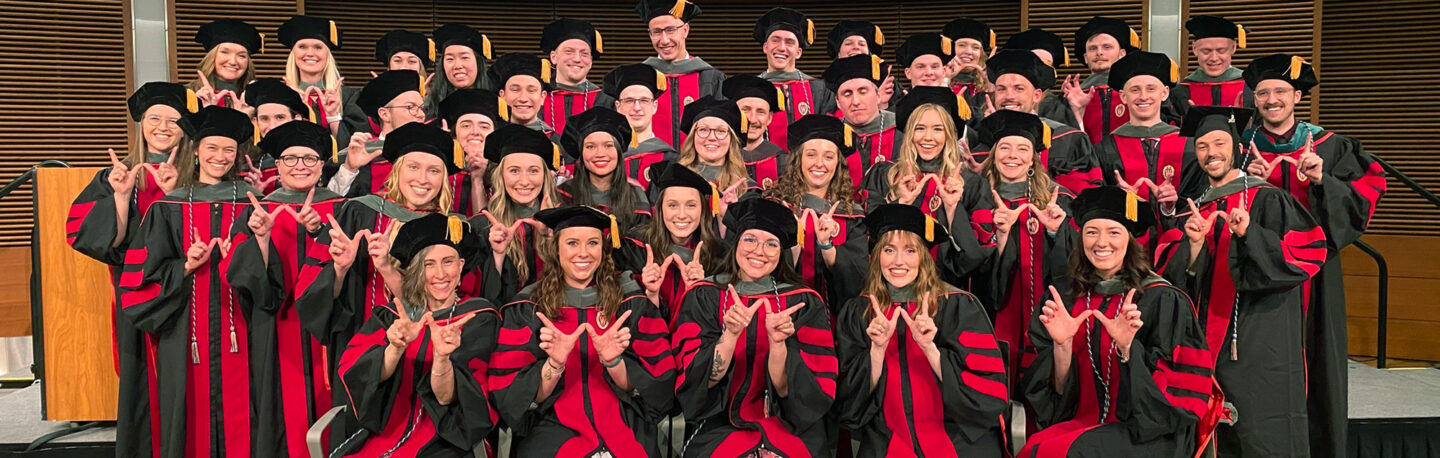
[595,31,604,54]
[955,93,972,121]
[843,124,854,147]
[541,58,553,84]
[874,26,885,46]
[1236,24,1247,49]
[656,70,668,92]
[253,123,261,145]
[454,140,465,170]
[1063,50,1071,67]
[428,38,436,62]
[1169,59,1180,84]
[609,214,620,248]
[448,215,464,244]
[1041,122,1052,150]
[870,55,883,81]
[497,97,510,122]
[307,104,317,124]
[186,89,199,113]
[329,20,339,47]
[709,182,720,213]
[258,32,266,54]
[330,135,339,163]
[669,0,685,19]
[1128,28,1140,48]
[924,215,935,242]
[988,30,996,50]
[796,218,805,248]
[775,87,786,111]
[738,110,748,135]
[1289,55,1305,80]
[806,19,815,46]
[481,35,493,60]
[418,79,427,98]
[552,144,562,169]
[630,128,639,148]
[1125,191,1138,222]
[941,35,953,56]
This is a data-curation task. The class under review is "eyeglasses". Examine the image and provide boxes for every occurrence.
[278,155,322,167]
[694,127,730,139]
[738,234,781,255]
[618,97,655,107]
[647,25,685,38]
[143,115,180,127]
[384,103,424,115]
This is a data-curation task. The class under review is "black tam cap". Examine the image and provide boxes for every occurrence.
[1108,50,1178,90]
[986,49,1057,90]
[433,23,492,60]
[753,7,814,49]
[1005,27,1069,67]
[724,198,800,249]
[680,95,745,137]
[823,54,886,90]
[180,106,252,144]
[866,203,949,248]
[375,29,434,67]
[383,122,463,174]
[1070,186,1155,236]
[602,63,667,99]
[787,114,855,155]
[535,205,622,248]
[826,20,885,59]
[128,82,196,122]
[278,15,340,49]
[1179,106,1253,139]
[894,86,972,130]
[646,160,714,209]
[196,19,264,54]
[542,18,603,55]
[975,110,1049,151]
[489,53,553,91]
[943,18,995,53]
[390,213,483,269]
[1186,15,1247,48]
[439,89,505,129]
[358,70,422,120]
[1244,53,1318,94]
[1074,16,1139,65]
[637,0,701,23]
[561,107,632,160]
[484,123,563,171]
[722,74,783,112]
[244,78,311,121]
[895,33,955,68]
[258,120,336,162]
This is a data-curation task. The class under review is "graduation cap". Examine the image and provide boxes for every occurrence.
[822,54,886,90]
[358,70,422,120]
[894,85,971,130]
[1005,27,1069,67]
[1186,15,1247,48]
[680,95,746,136]
[389,213,483,269]
[1074,16,1140,65]
[975,110,1050,151]
[1107,50,1179,90]
[1069,186,1155,236]
[484,123,563,171]
[986,49,1057,90]
[257,120,336,162]
[1243,53,1318,94]
[375,29,434,67]
[722,74,783,113]
[534,205,622,248]
[196,19,264,54]
[560,107,632,160]
[943,18,995,53]
[243,78,311,120]
[439,89,506,129]
[724,197,800,249]
[636,0,701,23]
[866,203,948,248]
[753,7,814,49]
[180,105,252,144]
[786,114,856,155]
[278,15,340,50]
[382,121,463,174]
[826,20,885,59]
[646,160,715,210]
[488,53,553,91]
[1179,105,1253,139]
[894,33,955,68]
[602,63,668,99]
[433,23,492,61]
[128,81,196,122]
[541,18,603,56]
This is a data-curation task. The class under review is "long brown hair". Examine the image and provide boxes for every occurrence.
[1067,231,1154,295]
[485,155,559,285]
[981,141,1056,209]
[765,139,857,212]
[644,187,724,273]
[188,46,256,96]
[174,136,241,189]
[532,230,624,322]
[678,127,748,192]
[860,230,947,321]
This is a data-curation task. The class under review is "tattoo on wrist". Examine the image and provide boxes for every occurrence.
[710,352,727,380]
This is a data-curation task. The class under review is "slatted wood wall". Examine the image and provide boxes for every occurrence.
[170,0,301,84]
[1181,0,1318,122]
[1023,0,1145,82]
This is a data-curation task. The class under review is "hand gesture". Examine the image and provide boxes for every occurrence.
[243,156,279,191]
[194,71,219,106]
[184,228,220,274]
[591,310,634,365]
[1297,132,1323,184]
[640,245,680,295]
[1061,74,1095,111]
[322,78,345,120]
[107,148,139,196]
[429,313,476,359]
[387,306,431,351]
[866,295,904,350]
[717,181,745,217]
[366,220,395,265]
[983,93,999,117]
[721,285,762,338]
[326,214,369,271]
[1091,289,1142,358]
[893,164,935,204]
[1226,193,1251,237]
[682,242,707,285]
[1037,285,1086,345]
[247,192,278,239]
[537,312,588,365]
[900,293,937,348]
[959,138,984,174]
[345,133,381,171]
[809,204,840,246]
[1183,199,1224,244]
[878,66,897,107]
[481,211,536,255]
[1246,154,1295,181]
[292,188,322,232]
[991,190,1020,235]
[140,150,179,194]
[938,170,965,211]
[1025,187,1067,233]
[764,302,805,344]
[231,92,254,117]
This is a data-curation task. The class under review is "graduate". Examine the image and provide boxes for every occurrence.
[626,160,724,328]
[677,96,756,209]
[942,18,995,98]
[721,74,787,188]
[636,0,726,146]
[1000,28,1080,127]
[374,28,434,75]
[864,85,971,220]
[826,20,896,109]
[242,77,315,194]
[824,53,900,188]
[1240,53,1385,458]
[602,63,677,189]
[835,203,1009,457]
[490,52,561,141]
[892,33,957,107]
[488,205,676,457]
[227,120,344,457]
[1061,16,1141,144]
[557,106,650,228]
[979,49,1100,193]
[190,19,261,107]
[1157,106,1325,458]
[1020,186,1214,458]
[438,88,506,216]
[329,69,424,197]
[335,213,500,457]
[279,15,365,140]
[1172,16,1253,112]
[540,18,604,135]
[471,124,563,297]
[754,7,835,150]
[671,197,836,457]
[118,106,257,458]
[67,81,194,458]
[425,23,494,118]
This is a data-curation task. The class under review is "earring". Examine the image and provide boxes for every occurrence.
[1026,167,1035,177]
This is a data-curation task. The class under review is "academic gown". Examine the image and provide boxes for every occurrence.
[66,154,170,458]
[1038,92,1081,130]
[793,194,868,317]
[612,237,716,330]
[835,285,1010,458]
[488,279,676,457]
[118,181,259,458]
[844,111,903,190]
[969,115,1104,193]
[742,140,786,190]
[862,162,993,289]
[297,81,367,146]
[557,175,652,228]
[544,80,602,136]
[1095,123,1207,251]
[226,187,343,458]
[1242,123,1386,458]
[1170,68,1253,119]
[623,137,679,190]
[468,201,543,301]
[644,56,726,146]
[951,72,982,98]
[760,70,837,151]
[1156,177,1326,458]
[1019,276,1214,458]
[336,299,500,457]
[671,276,837,458]
[1078,73,1127,145]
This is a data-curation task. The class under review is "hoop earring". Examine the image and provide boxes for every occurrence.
[1026,167,1035,177]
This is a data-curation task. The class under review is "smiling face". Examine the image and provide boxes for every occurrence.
[836,78,880,126]
[1194,129,1236,182]
[213,42,250,82]
[1084,34,1126,73]
[878,231,923,288]
[276,146,322,191]
[396,153,447,208]
[905,54,947,87]
[660,187,703,242]
[1120,75,1169,123]
[1254,79,1302,128]
[499,75,545,125]
[735,229,781,282]
[1191,37,1235,78]
[839,35,869,58]
[388,51,425,74]
[378,91,425,131]
[1082,218,1129,278]
[735,97,771,144]
[993,73,1043,114]
[443,45,479,88]
[141,104,182,153]
[763,30,802,72]
[501,153,547,206]
[648,15,689,61]
[582,131,619,177]
[992,135,1035,183]
[798,138,839,191]
[557,226,604,288]
[909,108,948,161]
[292,39,330,76]
[550,39,594,85]
[616,85,658,132]
[253,104,297,138]
[421,244,464,304]
[195,136,238,183]
[454,113,495,157]
[946,38,984,77]
[692,117,732,165]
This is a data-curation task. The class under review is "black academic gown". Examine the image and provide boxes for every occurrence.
[557,176,652,229]
[844,111,903,191]
[624,137,680,190]
[644,56,726,146]
[335,299,499,457]
[968,115,1104,193]
[297,81,366,146]
[792,194,868,317]
[468,201,542,302]
[760,70,837,151]
[1157,177,1326,458]
[488,279,676,458]
[743,140,787,190]
[1169,68,1253,119]
[1095,123,1207,252]
[836,286,1010,458]
[1019,276,1214,458]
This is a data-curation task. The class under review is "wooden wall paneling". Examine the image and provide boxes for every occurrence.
[1342,235,1440,362]
[1181,0,1318,121]
[0,247,31,337]
[170,0,302,84]
[1023,0,1144,82]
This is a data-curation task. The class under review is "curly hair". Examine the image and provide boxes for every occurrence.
[532,230,624,322]
[764,138,858,213]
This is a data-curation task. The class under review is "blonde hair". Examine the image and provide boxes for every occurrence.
[381,155,455,213]
[981,137,1055,209]
[127,119,185,191]
[485,155,560,285]
[886,103,962,199]
[860,230,947,321]
[678,126,748,192]
[284,51,342,90]
[189,46,256,94]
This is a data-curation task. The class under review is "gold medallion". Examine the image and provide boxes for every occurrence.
[762,177,774,188]
[876,155,887,163]
[928,195,941,212]
[1114,103,1126,118]
[1162,165,1175,182]
[683,96,695,105]
[798,102,811,116]
[1027,217,1041,235]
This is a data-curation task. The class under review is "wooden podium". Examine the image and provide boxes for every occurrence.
[33,167,117,421]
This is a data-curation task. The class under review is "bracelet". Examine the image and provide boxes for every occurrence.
[815,240,834,250]
[546,358,566,372]
[601,356,623,368]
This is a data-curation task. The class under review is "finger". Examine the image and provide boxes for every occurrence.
[1114,171,1132,190]
[196,70,211,89]
[257,176,279,190]
[570,323,591,338]
[869,295,884,318]
[1187,198,1199,216]
[1048,285,1064,309]
[920,292,932,317]
[108,148,124,168]
[825,201,840,220]
[725,180,746,195]
[645,245,654,265]
[1050,186,1060,204]
[992,189,1007,209]
[1306,131,1314,154]
[419,311,435,328]
[165,149,177,165]
[535,312,558,330]
[694,241,704,260]
[779,302,806,317]
[479,210,502,229]
[247,192,267,214]
[609,310,634,333]
[302,187,315,210]
[727,284,744,310]
[1124,288,1137,306]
